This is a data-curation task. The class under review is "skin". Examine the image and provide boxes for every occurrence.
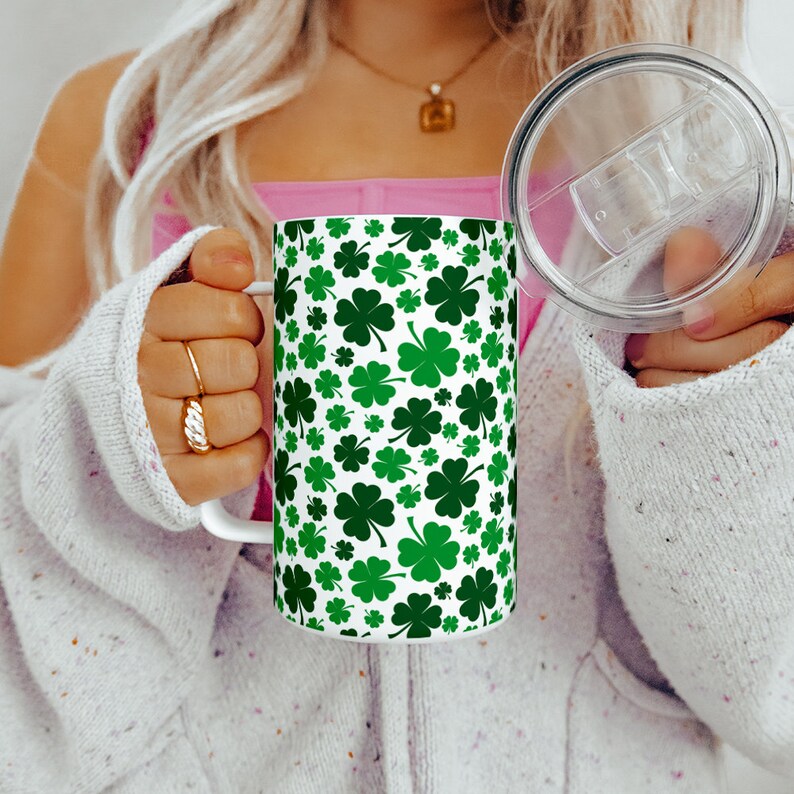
[0,0,789,504]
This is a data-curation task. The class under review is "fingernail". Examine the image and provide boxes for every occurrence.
[211,248,251,266]
[683,305,714,335]
[624,333,648,364]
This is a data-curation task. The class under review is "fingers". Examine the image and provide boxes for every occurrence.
[662,226,722,297]
[143,389,264,454]
[626,320,789,373]
[139,338,259,397]
[163,429,270,506]
[188,227,256,291]
[145,281,265,344]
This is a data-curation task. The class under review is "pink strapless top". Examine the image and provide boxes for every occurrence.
[149,175,570,522]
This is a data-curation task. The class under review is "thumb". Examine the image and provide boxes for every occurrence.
[188,227,256,291]
[662,226,721,334]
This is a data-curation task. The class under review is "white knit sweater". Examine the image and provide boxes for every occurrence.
[2,225,793,793]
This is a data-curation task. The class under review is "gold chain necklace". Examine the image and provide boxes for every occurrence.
[330,31,500,133]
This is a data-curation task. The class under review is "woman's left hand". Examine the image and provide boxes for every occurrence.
[625,227,793,388]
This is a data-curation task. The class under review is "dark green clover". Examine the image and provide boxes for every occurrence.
[282,377,317,438]
[388,592,443,639]
[333,239,371,277]
[274,267,301,324]
[282,219,315,251]
[456,566,498,627]
[459,218,497,249]
[333,434,371,473]
[282,563,317,625]
[425,457,484,519]
[388,217,443,252]
[456,378,498,438]
[425,265,484,326]
[389,397,442,447]
[274,449,300,506]
[334,288,395,353]
[334,483,395,547]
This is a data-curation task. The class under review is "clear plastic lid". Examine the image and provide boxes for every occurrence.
[501,43,792,331]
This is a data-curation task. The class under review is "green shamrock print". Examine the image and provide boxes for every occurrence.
[389,398,442,447]
[396,484,421,508]
[480,517,504,555]
[421,253,439,271]
[304,265,337,301]
[425,265,484,326]
[326,217,352,238]
[364,218,385,237]
[425,457,483,519]
[282,377,317,438]
[333,540,354,561]
[334,288,395,352]
[306,426,325,450]
[349,556,405,603]
[326,597,353,624]
[298,522,327,559]
[481,332,504,368]
[274,449,300,505]
[334,239,371,277]
[396,289,421,313]
[273,216,515,640]
[274,267,301,324]
[333,434,370,473]
[456,566,498,627]
[389,217,443,251]
[297,332,327,369]
[334,483,395,547]
[457,378,498,438]
[397,322,459,388]
[398,516,460,583]
[373,446,417,483]
[348,361,405,408]
[283,219,315,250]
[442,615,459,634]
[332,346,354,367]
[326,404,353,431]
[315,369,343,399]
[306,497,327,521]
[304,456,336,493]
[306,236,325,260]
[282,564,317,625]
[442,229,459,248]
[306,307,327,330]
[388,592,443,639]
[463,510,483,534]
[373,251,416,287]
[487,266,509,300]
[487,452,509,486]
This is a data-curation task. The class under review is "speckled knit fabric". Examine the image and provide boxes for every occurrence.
[2,222,794,793]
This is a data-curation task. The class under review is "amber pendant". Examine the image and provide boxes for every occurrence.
[420,82,455,133]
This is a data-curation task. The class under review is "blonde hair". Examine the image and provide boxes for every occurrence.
[85,0,744,295]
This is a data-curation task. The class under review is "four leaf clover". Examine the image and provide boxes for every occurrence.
[397,517,460,583]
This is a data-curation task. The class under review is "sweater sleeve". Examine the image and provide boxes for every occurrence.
[0,226,254,791]
[574,313,794,777]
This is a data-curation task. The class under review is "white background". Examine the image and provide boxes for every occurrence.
[1,2,793,791]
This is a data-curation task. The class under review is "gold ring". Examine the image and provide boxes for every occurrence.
[182,395,213,454]
[182,340,206,395]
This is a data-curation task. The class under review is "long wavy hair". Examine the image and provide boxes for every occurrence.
[84,0,744,294]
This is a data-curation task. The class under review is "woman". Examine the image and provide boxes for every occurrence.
[1,0,793,791]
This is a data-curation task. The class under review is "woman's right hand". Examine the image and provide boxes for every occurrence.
[138,228,269,506]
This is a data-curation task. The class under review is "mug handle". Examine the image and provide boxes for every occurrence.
[199,280,275,544]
